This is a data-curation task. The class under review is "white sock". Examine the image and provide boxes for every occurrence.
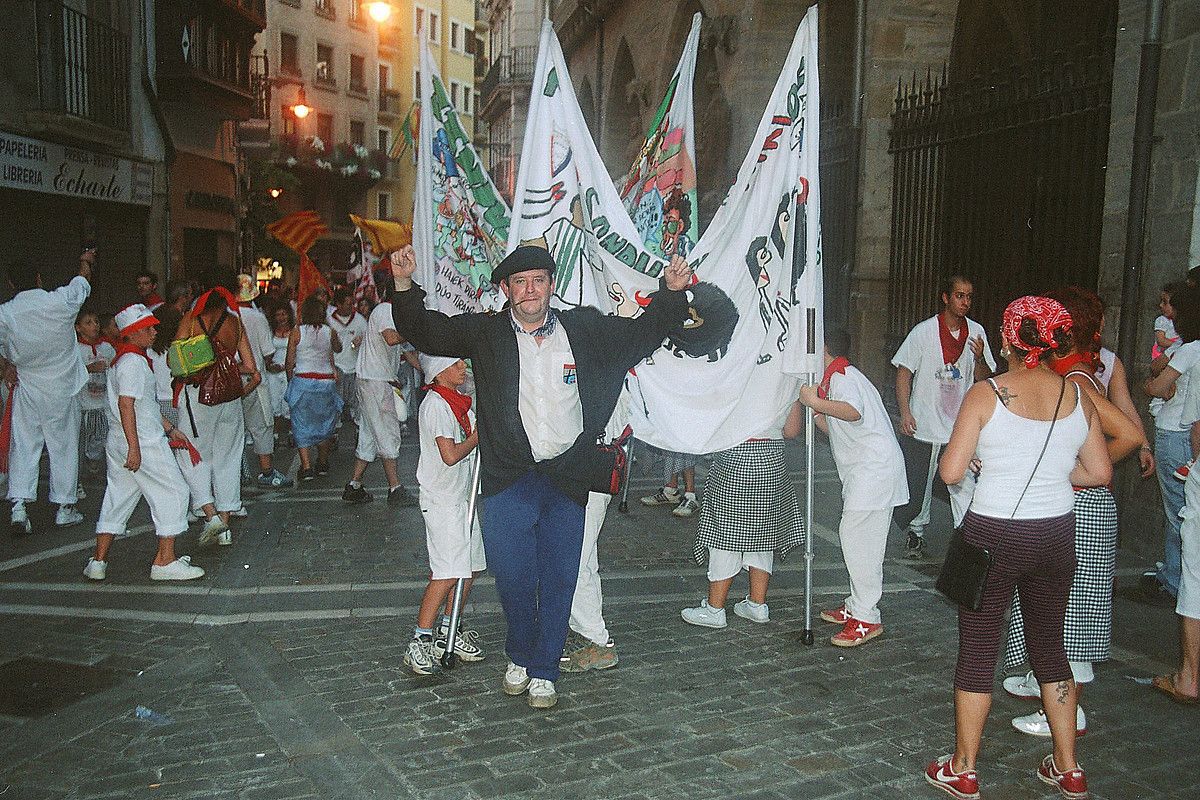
[349,480,362,489]
[683,492,696,501]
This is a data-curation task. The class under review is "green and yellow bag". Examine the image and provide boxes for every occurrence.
[167,334,216,379]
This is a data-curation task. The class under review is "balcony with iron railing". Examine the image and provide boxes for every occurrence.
[377,89,403,118]
[478,45,536,115]
[33,0,130,132]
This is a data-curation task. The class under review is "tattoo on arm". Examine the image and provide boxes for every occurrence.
[1055,680,1071,705]
[997,387,1017,407]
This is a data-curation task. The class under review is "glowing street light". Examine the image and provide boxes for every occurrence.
[291,86,311,119]
[268,188,283,199]
[366,1,392,23]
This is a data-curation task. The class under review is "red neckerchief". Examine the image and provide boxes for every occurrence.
[1050,351,1096,377]
[101,335,120,349]
[330,310,356,327]
[113,343,153,370]
[144,292,164,307]
[77,335,100,357]
[817,356,851,399]
[938,313,967,366]
[424,383,473,437]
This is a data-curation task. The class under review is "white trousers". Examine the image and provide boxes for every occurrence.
[838,508,891,625]
[8,389,79,505]
[180,385,244,512]
[1177,468,1200,620]
[241,386,274,457]
[569,492,612,645]
[355,378,401,462]
[97,437,187,538]
[707,549,774,582]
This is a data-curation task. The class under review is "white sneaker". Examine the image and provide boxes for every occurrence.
[1011,706,1087,738]
[403,636,440,676]
[681,599,728,629]
[229,506,249,518]
[83,558,106,581]
[640,488,681,507]
[198,517,229,547]
[503,662,531,695]
[10,502,31,535]
[672,496,700,518]
[55,505,84,528]
[150,556,205,581]
[733,596,770,623]
[217,529,232,546]
[434,626,485,662]
[1002,670,1041,699]
[527,678,557,709]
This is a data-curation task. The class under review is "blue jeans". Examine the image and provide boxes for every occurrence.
[1154,427,1188,595]
[482,471,586,682]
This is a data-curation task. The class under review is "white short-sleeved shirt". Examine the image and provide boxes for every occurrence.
[328,310,368,374]
[892,315,996,445]
[238,304,274,374]
[356,302,402,382]
[77,340,116,411]
[515,319,583,462]
[1157,341,1200,431]
[825,367,909,511]
[106,352,164,451]
[417,390,477,506]
[0,277,91,403]
[150,349,173,402]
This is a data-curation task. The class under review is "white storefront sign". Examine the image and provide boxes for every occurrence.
[0,130,153,206]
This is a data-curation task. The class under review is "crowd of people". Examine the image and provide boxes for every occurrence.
[2,246,1198,800]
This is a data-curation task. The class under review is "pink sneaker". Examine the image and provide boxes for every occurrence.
[925,755,979,800]
[1036,754,1088,799]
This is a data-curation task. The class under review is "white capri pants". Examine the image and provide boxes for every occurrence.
[1177,468,1200,620]
[179,385,245,513]
[356,378,402,462]
[570,491,612,646]
[97,438,188,538]
[838,508,891,625]
[7,389,80,505]
[707,549,774,582]
[242,386,274,457]
[420,501,486,580]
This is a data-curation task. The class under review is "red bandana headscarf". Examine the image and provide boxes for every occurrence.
[1002,296,1073,369]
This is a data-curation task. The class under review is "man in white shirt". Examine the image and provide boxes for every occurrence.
[0,252,94,534]
[344,288,419,506]
[327,287,368,426]
[236,275,291,488]
[892,276,995,558]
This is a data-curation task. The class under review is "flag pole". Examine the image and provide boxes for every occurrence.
[802,307,816,646]
[440,454,481,669]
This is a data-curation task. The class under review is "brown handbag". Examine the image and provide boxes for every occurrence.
[195,314,243,407]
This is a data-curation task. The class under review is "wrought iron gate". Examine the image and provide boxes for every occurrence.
[888,39,1115,342]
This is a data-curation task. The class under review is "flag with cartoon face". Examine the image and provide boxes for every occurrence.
[508,11,822,454]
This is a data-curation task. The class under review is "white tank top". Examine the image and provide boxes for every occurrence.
[294,326,333,375]
[971,380,1089,520]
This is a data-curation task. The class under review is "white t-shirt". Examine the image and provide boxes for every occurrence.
[106,352,164,452]
[0,277,91,403]
[417,390,477,506]
[77,340,116,411]
[825,366,909,511]
[150,349,173,402]
[238,304,274,374]
[356,302,402,382]
[892,315,996,445]
[515,319,583,462]
[1157,341,1200,432]
[327,310,368,374]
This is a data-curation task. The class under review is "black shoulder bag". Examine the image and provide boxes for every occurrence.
[936,377,1067,611]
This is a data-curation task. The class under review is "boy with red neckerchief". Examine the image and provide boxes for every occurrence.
[84,304,203,583]
[798,329,908,647]
[404,354,486,675]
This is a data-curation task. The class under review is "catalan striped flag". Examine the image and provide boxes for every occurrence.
[265,210,328,255]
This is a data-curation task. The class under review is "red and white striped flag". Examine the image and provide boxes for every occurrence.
[266,210,328,255]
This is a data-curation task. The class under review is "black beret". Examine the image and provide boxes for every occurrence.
[490,245,556,285]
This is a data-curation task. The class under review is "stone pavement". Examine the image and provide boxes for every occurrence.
[0,430,1194,800]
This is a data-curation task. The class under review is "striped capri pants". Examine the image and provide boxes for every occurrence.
[954,510,1076,693]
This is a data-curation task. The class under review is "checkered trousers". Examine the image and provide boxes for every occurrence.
[693,440,806,565]
[1004,487,1117,668]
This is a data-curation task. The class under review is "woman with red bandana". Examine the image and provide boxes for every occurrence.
[925,296,1110,800]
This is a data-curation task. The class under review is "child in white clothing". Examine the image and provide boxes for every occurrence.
[797,329,909,647]
[405,354,486,675]
[75,310,116,482]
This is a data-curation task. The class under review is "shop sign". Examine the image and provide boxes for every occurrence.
[0,130,153,206]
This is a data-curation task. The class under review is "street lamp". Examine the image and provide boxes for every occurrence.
[291,86,311,119]
[365,1,392,23]
[268,188,284,199]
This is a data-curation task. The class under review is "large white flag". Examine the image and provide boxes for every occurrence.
[413,39,509,314]
[617,12,701,261]
[508,10,822,454]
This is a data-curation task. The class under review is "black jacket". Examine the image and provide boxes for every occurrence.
[392,283,689,506]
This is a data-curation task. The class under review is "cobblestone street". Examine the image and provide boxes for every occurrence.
[0,433,1193,800]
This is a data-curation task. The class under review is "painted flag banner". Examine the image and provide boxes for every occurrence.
[617,12,701,261]
[413,38,509,315]
[507,9,822,454]
[266,209,328,255]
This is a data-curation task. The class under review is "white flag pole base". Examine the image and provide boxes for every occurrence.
[440,458,482,669]
[801,372,816,646]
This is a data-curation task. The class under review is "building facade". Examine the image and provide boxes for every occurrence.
[478,0,542,203]
[0,0,168,312]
